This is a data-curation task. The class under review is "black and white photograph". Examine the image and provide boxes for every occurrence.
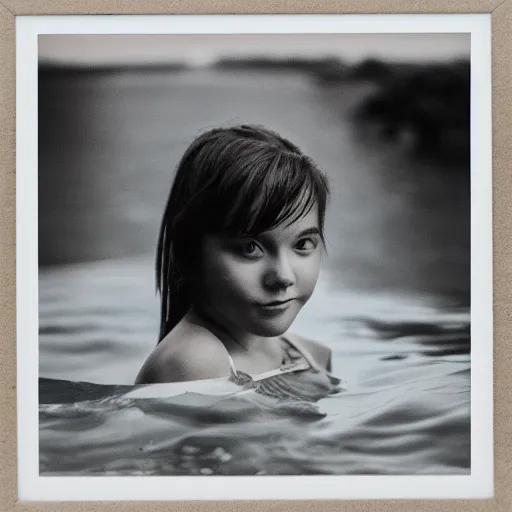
[16,14,493,501]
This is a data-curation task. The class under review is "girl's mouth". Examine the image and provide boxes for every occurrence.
[258,298,294,310]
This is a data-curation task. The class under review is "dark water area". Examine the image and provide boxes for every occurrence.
[38,65,470,476]
[40,310,470,476]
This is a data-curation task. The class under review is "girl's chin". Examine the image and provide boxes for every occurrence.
[250,304,304,335]
[248,317,296,337]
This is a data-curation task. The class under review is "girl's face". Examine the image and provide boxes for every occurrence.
[196,204,322,338]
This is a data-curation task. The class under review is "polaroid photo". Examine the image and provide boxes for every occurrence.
[16,13,493,501]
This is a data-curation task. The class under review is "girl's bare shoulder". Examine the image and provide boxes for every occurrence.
[135,324,231,384]
[286,332,332,371]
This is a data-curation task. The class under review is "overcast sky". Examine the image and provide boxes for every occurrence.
[39,33,470,66]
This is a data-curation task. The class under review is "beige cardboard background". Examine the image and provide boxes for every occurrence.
[1,1,509,510]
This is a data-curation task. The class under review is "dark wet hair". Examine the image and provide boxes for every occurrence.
[156,124,330,342]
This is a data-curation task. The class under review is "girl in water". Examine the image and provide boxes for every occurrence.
[136,124,343,401]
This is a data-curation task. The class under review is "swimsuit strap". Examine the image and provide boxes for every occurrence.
[226,353,238,376]
[226,335,320,381]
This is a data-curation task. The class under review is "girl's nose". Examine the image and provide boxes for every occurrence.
[263,255,296,290]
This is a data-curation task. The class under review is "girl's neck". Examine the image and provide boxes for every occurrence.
[185,305,277,354]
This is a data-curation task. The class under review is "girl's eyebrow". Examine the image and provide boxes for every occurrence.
[295,227,320,238]
[255,226,320,241]
[231,226,320,240]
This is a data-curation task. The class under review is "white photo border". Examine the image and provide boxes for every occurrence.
[16,13,493,501]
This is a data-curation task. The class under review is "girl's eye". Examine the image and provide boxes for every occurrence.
[238,241,263,259]
[295,238,318,252]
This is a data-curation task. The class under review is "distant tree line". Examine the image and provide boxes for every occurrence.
[213,56,348,78]
[38,61,190,77]
[352,59,470,165]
